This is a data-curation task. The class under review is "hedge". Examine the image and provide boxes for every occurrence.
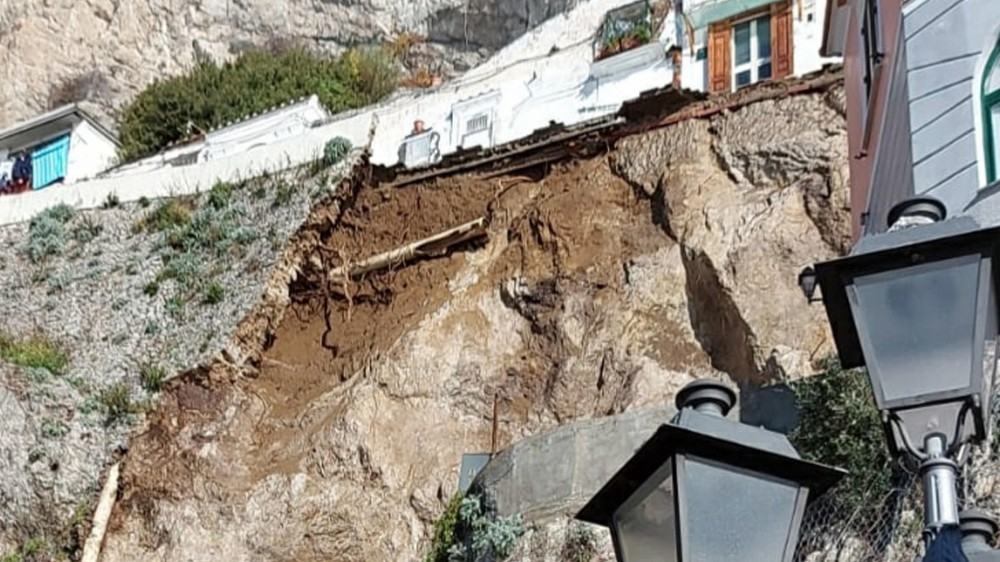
[117,46,399,163]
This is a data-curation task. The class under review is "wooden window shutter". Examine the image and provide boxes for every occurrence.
[771,0,794,79]
[708,21,732,93]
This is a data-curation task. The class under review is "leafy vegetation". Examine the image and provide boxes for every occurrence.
[323,136,353,166]
[101,192,121,209]
[426,494,463,562]
[26,205,75,263]
[425,492,525,562]
[0,332,68,375]
[562,522,599,562]
[136,199,194,233]
[99,383,135,426]
[790,356,904,533]
[140,364,167,393]
[117,46,399,162]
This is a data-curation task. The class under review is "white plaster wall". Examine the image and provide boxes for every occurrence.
[679,0,841,93]
[199,95,330,162]
[65,121,119,184]
[794,0,842,76]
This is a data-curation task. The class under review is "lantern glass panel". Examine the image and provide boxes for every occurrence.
[679,455,803,562]
[612,458,678,562]
[849,254,982,406]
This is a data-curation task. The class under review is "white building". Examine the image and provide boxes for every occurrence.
[678,0,840,93]
[0,104,119,189]
[389,0,843,170]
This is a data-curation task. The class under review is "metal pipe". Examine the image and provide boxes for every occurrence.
[921,433,961,541]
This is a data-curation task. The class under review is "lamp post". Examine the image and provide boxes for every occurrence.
[810,196,1000,543]
[575,379,846,562]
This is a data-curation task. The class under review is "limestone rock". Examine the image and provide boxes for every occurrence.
[0,0,581,128]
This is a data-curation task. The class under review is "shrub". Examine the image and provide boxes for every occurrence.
[323,137,352,166]
[207,180,234,210]
[101,192,120,209]
[272,181,296,208]
[143,281,159,296]
[790,356,903,532]
[26,205,75,263]
[0,332,69,375]
[562,522,598,562]
[445,493,525,562]
[140,199,193,233]
[140,364,167,393]
[40,418,68,439]
[99,383,134,425]
[202,282,225,304]
[71,215,103,244]
[117,47,399,162]
[425,494,463,562]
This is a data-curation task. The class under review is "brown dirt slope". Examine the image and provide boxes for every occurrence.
[98,77,849,562]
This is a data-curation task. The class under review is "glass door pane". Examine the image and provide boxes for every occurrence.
[734,21,751,66]
[757,15,772,59]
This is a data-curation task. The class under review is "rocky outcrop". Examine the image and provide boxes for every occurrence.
[76,83,851,562]
[0,0,581,128]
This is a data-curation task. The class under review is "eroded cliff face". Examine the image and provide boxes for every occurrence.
[91,83,850,562]
[0,0,580,127]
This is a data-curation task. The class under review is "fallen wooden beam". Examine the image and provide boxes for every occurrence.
[328,217,487,283]
[81,462,120,562]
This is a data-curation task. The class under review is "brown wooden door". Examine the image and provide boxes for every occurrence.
[771,0,794,79]
[708,21,732,93]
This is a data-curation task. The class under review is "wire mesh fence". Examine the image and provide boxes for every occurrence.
[794,377,1000,562]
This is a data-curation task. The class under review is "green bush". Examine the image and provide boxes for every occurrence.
[139,199,193,233]
[790,356,902,526]
[26,204,75,263]
[425,494,463,562]
[446,493,525,562]
[118,47,399,162]
[0,332,68,375]
[140,364,167,393]
[99,383,134,425]
[202,282,225,305]
[323,136,352,166]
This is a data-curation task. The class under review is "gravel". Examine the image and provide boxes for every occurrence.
[0,155,355,552]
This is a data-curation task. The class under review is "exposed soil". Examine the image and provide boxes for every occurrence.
[107,153,675,558]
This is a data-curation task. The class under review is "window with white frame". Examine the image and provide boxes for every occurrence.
[732,13,772,90]
[466,113,490,135]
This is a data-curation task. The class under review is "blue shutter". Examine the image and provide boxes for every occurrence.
[31,135,71,190]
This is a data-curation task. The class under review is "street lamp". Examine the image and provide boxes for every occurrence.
[575,379,846,562]
[913,510,1000,562]
[811,196,1000,536]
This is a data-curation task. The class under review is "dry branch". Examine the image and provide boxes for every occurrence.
[81,462,120,562]
[327,217,487,284]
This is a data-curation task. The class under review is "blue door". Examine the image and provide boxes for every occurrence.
[32,135,71,190]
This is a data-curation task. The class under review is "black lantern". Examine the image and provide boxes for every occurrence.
[575,380,845,562]
[814,197,1000,459]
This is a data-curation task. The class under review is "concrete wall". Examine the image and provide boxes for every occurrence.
[66,120,118,184]
[472,405,677,520]
[903,0,1000,215]
[199,95,330,162]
